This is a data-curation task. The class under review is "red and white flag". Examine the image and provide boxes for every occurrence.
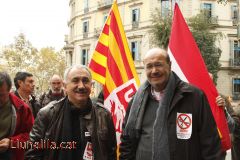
[168,3,231,151]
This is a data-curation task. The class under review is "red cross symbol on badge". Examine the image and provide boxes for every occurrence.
[177,114,192,129]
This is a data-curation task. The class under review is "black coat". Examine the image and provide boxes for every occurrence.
[39,90,65,108]
[24,98,117,160]
[120,73,222,160]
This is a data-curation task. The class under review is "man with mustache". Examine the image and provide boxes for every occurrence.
[25,65,117,160]
[39,75,65,108]
[119,48,221,160]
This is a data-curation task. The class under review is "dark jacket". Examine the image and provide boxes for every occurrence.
[14,91,41,118]
[6,93,34,160]
[39,90,65,108]
[119,73,221,160]
[231,106,240,160]
[24,97,117,160]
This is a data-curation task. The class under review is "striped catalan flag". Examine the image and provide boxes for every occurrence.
[89,0,140,143]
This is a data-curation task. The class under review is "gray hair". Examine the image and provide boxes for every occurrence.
[63,64,92,82]
[0,72,12,91]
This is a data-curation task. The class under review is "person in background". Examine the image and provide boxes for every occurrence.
[231,105,240,160]
[119,48,221,160]
[210,72,239,160]
[0,72,34,160]
[39,74,65,108]
[13,71,41,118]
[215,93,240,160]
[25,65,117,160]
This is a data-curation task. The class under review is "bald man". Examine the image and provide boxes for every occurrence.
[119,48,221,160]
[39,74,65,107]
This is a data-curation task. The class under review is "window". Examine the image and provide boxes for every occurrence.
[161,0,170,17]
[132,9,139,22]
[132,9,140,28]
[231,5,237,19]
[233,78,240,94]
[71,2,75,17]
[84,0,89,12]
[69,51,73,66]
[203,3,212,18]
[83,21,89,33]
[131,41,140,61]
[103,14,108,24]
[82,49,88,65]
[233,40,240,66]
[70,23,75,38]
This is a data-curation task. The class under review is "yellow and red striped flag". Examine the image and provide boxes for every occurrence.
[89,0,140,143]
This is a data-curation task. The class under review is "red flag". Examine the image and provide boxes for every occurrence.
[89,0,140,144]
[168,4,231,151]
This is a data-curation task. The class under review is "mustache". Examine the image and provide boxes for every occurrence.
[53,88,61,91]
[150,72,161,78]
[73,88,87,94]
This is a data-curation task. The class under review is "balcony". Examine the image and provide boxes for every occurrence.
[232,18,238,26]
[229,58,240,67]
[94,28,101,37]
[97,0,113,10]
[208,16,218,25]
[132,21,139,29]
[84,8,89,13]
[83,32,88,38]
[232,94,240,100]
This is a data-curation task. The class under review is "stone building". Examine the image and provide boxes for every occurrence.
[64,0,240,102]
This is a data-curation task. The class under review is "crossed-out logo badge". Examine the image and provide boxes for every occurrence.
[176,113,192,139]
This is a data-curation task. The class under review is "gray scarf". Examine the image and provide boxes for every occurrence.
[124,72,177,160]
[152,72,176,160]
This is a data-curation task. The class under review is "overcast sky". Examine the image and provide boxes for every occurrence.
[0,0,69,51]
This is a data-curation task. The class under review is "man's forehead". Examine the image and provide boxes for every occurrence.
[51,75,62,81]
[68,68,91,78]
[51,78,61,82]
[144,48,167,61]
[25,76,34,81]
[144,54,167,63]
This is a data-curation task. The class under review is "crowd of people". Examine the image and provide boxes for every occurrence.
[0,48,239,160]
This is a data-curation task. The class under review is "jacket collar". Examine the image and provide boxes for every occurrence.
[9,92,24,109]
[168,72,195,115]
[47,89,65,97]
[67,97,92,120]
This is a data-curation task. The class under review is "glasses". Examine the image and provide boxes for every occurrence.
[145,62,165,70]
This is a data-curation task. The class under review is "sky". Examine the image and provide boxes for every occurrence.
[0,0,69,51]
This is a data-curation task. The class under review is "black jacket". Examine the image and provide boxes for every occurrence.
[119,73,221,160]
[39,90,65,108]
[24,98,117,160]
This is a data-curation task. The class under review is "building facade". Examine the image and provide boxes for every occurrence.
[64,0,240,102]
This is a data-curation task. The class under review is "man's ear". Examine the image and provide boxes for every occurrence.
[17,80,23,87]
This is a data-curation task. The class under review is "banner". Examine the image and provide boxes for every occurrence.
[89,0,140,143]
[168,3,231,150]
